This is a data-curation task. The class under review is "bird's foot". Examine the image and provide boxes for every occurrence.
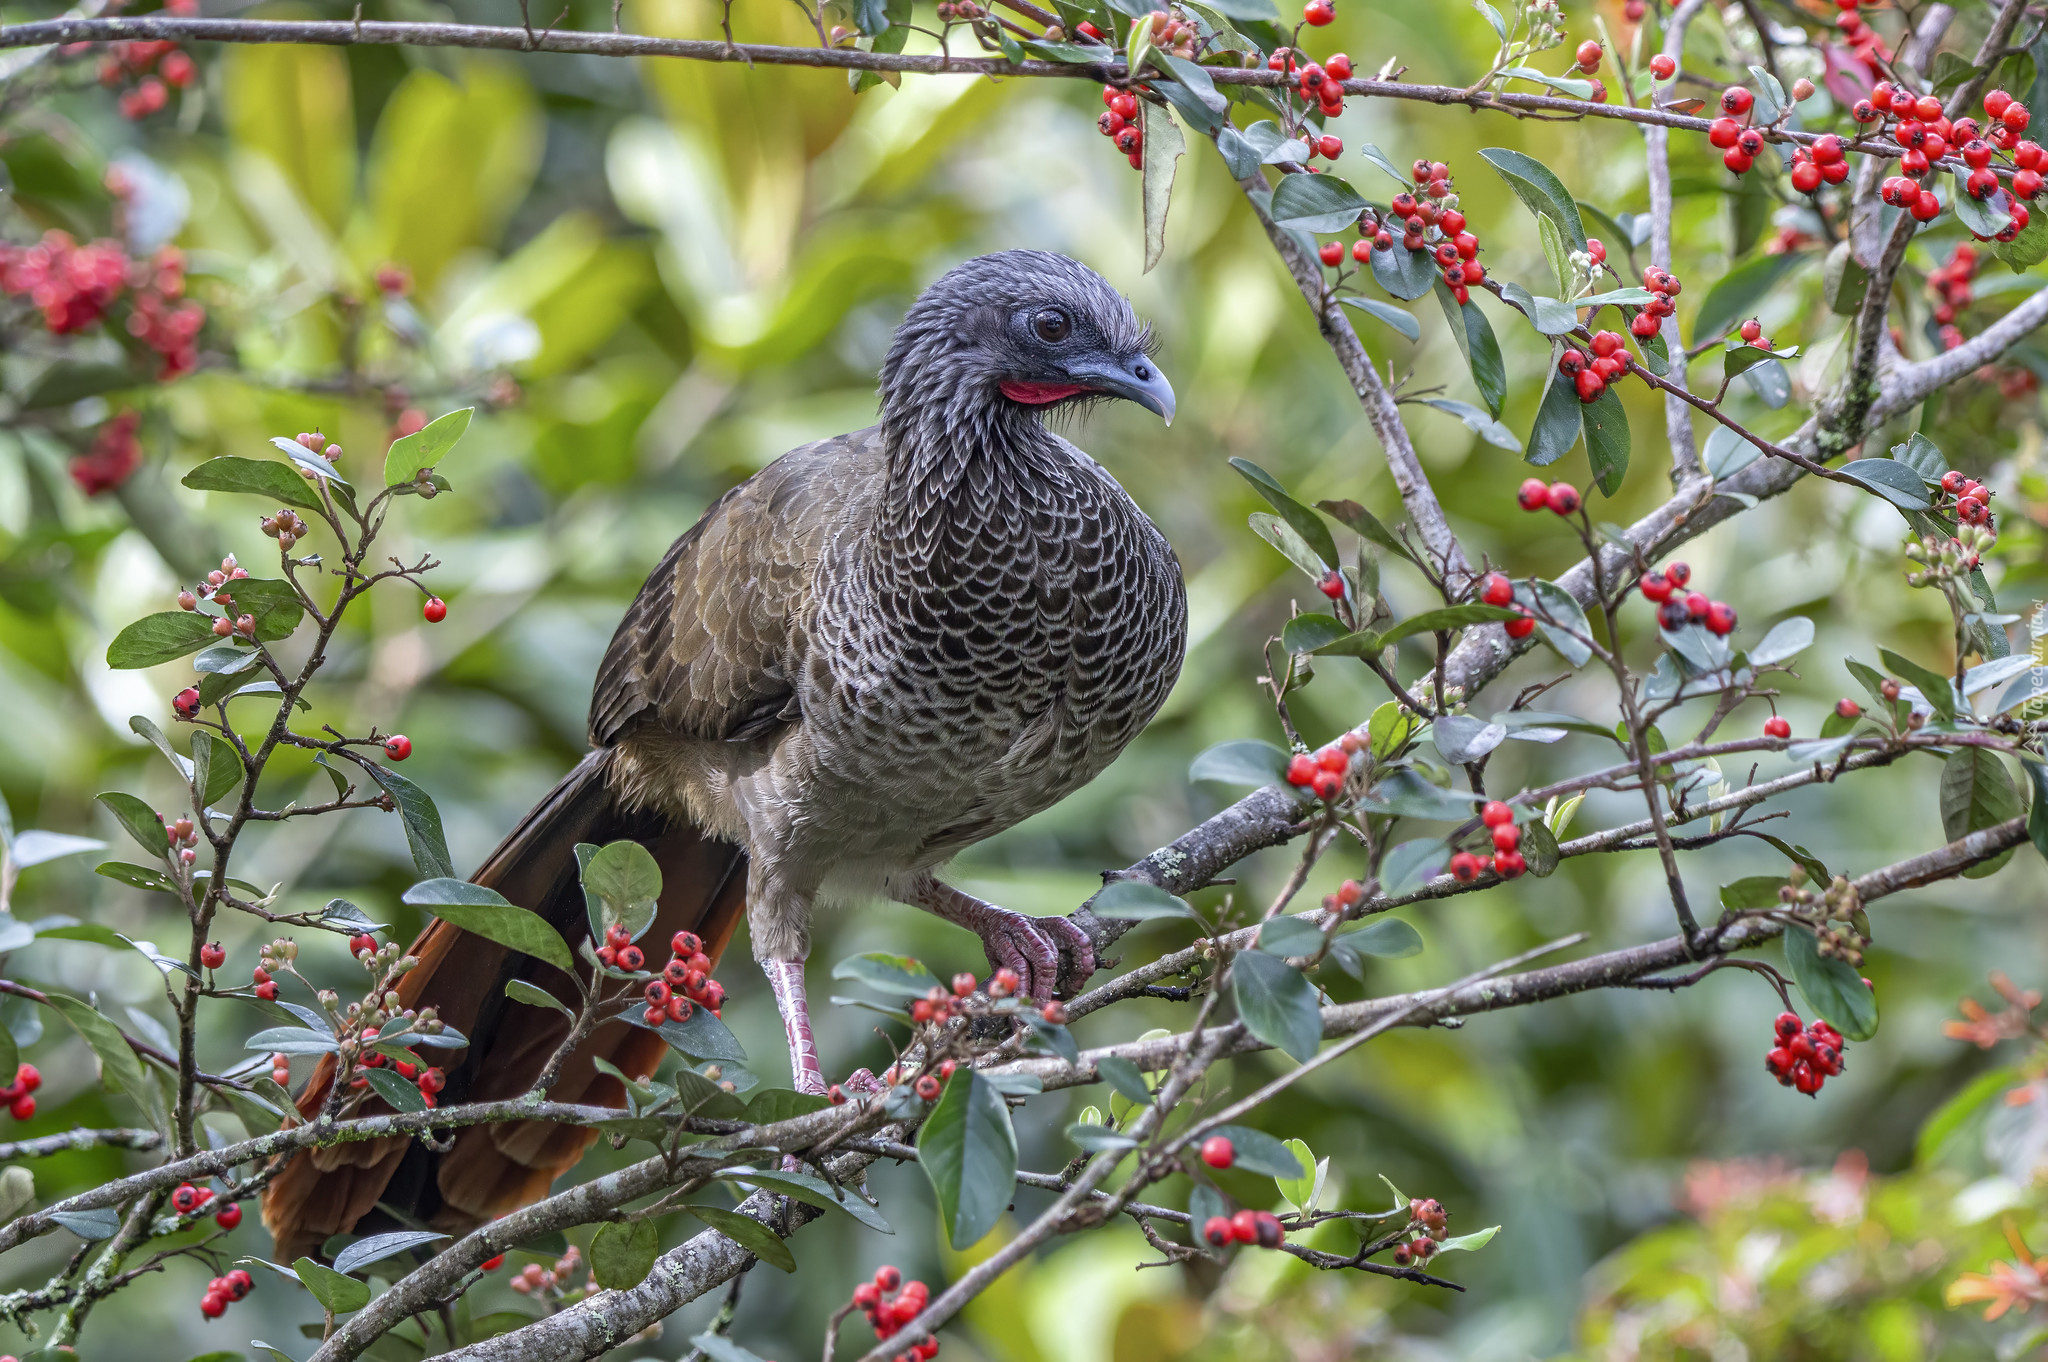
[761,957,828,1096]
[899,876,1097,1001]
[838,1068,886,1096]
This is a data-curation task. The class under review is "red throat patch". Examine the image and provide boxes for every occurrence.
[999,380,1095,404]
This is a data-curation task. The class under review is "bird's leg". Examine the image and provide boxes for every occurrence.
[893,872,1097,1001]
[760,958,827,1096]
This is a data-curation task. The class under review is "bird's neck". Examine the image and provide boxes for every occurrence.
[876,388,1073,564]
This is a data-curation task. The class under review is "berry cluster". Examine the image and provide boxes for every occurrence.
[1638,560,1739,637]
[1324,161,1485,304]
[1284,731,1362,801]
[911,971,979,1026]
[349,1020,446,1107]
[0,1064,39,1121]
[260,509,312,556]
[164,814,201,868]
[508,1245,588,1298]
[1786,132,1851,195]
[614,928,727,1026]
[1199,1207,1287,1249]
[69,410,142,496]
[853,1266,940,1360]
[1268,46,1353,125]
[0,233,202,376]
[1938,468,1996,529]
[1926,242,1979,350]
[1626,261,1684,340]
[1476,569,1538,641]
[1557,330,1631,401]
[1831,0,1891,78]
[172,552,256,648]
[1515,477,1581,514]
[87,4,200,121]
[248,935,303,1001]
[1763,1011,1846,1096]
[1391,1196,1449,1265]
[197,1266,254,1320]
[1870,85,2040,234]
[1904,524,1997,587]
[1096,85,1143,169]
[1448,800,1526,882]
[268,1049,292,1089]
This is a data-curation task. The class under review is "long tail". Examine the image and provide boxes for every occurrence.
[260,750,749,1262]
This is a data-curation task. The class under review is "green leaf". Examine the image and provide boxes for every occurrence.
[330,1230,448,1277]
[1367,701,1418,761]
[1836,458,1933,511]
[1952,171,2013,238]
[1230,459,1339,568]
[505,978,575,1018]
[244,1025,341,1054]
[1269,173,1369,234]
[50,1208,122,1239]
[726,1167,891,1233]
[743,1088,831,1124]
[1378,603,1523,648]
[1204,1124,1304,1178]
[382,408,474,488]
[917,1070,1017,1249]
[1432,280,1508,416]
[1096,1055,1153,1105]
[1257,915,1326,957]
[1878,648,1958,721]
[1092,880,1198,921]
[589,1218,664,1287]
[364,1067,428,1113]
[1067,1122,1137,1153]
[689,1203,798,1270]
[1248,511,1329,581]
[293,1255,373,1313]
[1189,739,1290,788]
[48,992,151,1102]
[96,791,165,855]
[1582,383,1630,496]
[22,360,139,409]
[1749,617,1815,666]
[1281,614,1350,654]
[1537,215,1571,297]
[1437,1225,1500,1253]
[1477,148,1587,248]
[228,579,305,643]
[1520,818,1561,876]
[635,1002,748,1064]
[366,764,454,880]
[1993,190,2048,269]
[1315,498,1420,566]
[1783,924,1878,1041]
[1890,432,1949,480]
[689,1334,775,1362]
[95,860,178,894]
[1431,715,1504,765]
[193,730,244,808]
[1939,747,2023,878]
[1691,251,1811,345]
[1719,876,1787,910]
[1526,365,1583,467]
[1368,237,1437,301]
[580,840,662,944]
[1276,1138,1322,1213]
[1231,950,1321,1063]
[1823,239,1871,314]
[1337,295,1419,343]
[8,830,104,868]
[401,879,574,974]
[1525,578,1593,668]
[181,456,325,513]
[106,612,222,669]
[1418,398,1518,452]
[1140,101,1185,274]
[831,951,940,996]
[2026,758,2048,863]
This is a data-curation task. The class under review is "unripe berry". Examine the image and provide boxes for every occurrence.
[1835,698,1861,719]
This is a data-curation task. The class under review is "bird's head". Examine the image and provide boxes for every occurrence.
[880,251,1175,432]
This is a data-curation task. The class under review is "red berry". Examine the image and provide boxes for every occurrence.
[255,980,278,1001]
[915,1074,941,1100]
[1311,770,1342,800]
[1319,569,1346,599]
[422,596,447,623]
[1852,98,1878,123]
[1286,753,1317,786]
[1704,601,1737,635]
[1317,135,1343,160]
[1665,561,1691,587]
[384,734,412,761]
[1791,162,1822,194]
[1836,698,1861,719]
[1546,482,1581,515]
[1721,86,1753,116]
[200,1291,227,1319]
[1200,1135,1235,1169]
[215,1203,243,1230]
[227,1267,253,1297]
[1638,571,1672,602]
[200,942,225,969]
[1708,116,1740,148]
[1318,240,1344,266]
[481,1254,505,1271]
[1575,39,1602,71]
[173,687,203,720]
[1987,88,2014,119]
[1202,1215,1235,1247]
[1324,52,1351,80]
[1491,823,1520,853]
[1493,849,1526,878]
[1504,611,1537,640]
[1517,477,1550,511]
[172,1183,201,1213]
[1478,572,1514,607]
[1303,0,1333,23]
[1650,53,1675,80]
[1450,851,1481,882]
[1575,369,1606,402]
[1724,148,1754,175]
[876,1266,903,1291]
[2008,104,2032,133]
[1252,1210,1285,1247]
[2018,169,2044,199]
[16,1065,39,1095]
[1913,94,1942,123]
[7,1094,32,1121]
[1230,1209,1260,1243]
[1763,716,1790,739]
[1481,801,1513,827]
[616,944,645,971]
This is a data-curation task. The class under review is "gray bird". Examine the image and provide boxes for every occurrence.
[265,250,1186,1259]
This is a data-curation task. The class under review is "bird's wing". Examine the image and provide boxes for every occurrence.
[589,425,887,746]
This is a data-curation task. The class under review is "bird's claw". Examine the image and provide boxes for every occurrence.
[976,908,1097,1002]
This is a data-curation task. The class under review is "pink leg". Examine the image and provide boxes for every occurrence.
[761,958,827,1096]
[895,873,1097,1001]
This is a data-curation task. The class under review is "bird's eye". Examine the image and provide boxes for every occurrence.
[1033,310,1070,343]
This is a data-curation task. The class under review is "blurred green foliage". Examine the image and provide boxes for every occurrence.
[3,0,2048,1356]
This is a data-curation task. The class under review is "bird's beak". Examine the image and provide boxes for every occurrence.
[1066,354,1177,426]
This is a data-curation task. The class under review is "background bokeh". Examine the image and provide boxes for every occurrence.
[3,0,2047,1356]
